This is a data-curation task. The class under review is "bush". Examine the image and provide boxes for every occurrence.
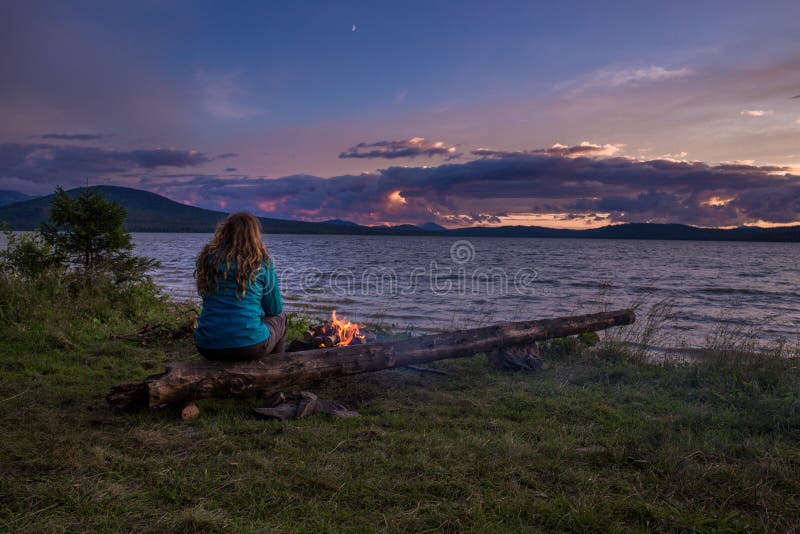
[0,226,62,279]
[39,186,159,284]
[0,187,170,343]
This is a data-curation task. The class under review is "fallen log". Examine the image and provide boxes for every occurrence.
[107,309,634,411]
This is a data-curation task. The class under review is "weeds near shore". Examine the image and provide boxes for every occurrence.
[596,297,677,364]
[576,280,800,369]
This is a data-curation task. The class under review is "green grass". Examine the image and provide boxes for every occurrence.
[1,281,799,532]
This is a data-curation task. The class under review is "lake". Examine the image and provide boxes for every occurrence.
[130,233,799,348]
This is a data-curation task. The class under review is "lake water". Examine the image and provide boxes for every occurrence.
[130,233,799,348]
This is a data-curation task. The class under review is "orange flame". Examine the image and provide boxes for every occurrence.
[330,310,363,346]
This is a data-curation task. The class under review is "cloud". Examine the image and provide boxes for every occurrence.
[655,151,690,162]
[0,142,211,185]
[595,65,693,87]
[197,70,263,120]
[560,65,692,95]
[339,137,458,159]
[440,213,503,225]
[216,153,239,159]
[740,109,774,117]
[146,147,800,228]
[471,141,623,159]
[38,133,112,141]
[4,137,798,228]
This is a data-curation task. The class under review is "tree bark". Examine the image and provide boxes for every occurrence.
[107,309,634,411]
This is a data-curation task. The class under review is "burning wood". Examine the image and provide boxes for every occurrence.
[288,310,376,351]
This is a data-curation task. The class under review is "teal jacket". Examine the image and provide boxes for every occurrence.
[194,258,283,350]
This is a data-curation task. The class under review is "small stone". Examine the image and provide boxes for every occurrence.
[181,402,200,421]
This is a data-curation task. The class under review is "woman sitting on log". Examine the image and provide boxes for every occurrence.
[193,212,286,360]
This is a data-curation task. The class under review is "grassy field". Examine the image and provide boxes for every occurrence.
[1,278,799,532]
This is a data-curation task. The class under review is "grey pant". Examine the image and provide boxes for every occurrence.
[198,312,288,361]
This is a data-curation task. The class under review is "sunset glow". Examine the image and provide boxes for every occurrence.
[1,1,799,229]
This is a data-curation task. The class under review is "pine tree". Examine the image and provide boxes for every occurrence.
[40,186,158,282]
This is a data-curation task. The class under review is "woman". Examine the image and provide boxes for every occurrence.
[194,212,286,360]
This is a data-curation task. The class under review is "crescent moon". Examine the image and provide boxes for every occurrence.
[352,24,356,32]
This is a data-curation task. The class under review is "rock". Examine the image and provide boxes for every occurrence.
[181,402,200,421]
[294,391,318,418]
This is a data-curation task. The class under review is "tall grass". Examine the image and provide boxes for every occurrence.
[596,297,676,364]
[580,280,800,367]
[0,273,174,339]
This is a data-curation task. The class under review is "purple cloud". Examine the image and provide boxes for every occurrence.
[2,137,798,227]
[148,150,800,227]
[0,142,211,185]
[339,137,458,159]
[38,133,113,141]
[471,142,623,159]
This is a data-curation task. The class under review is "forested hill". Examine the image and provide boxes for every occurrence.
[0,185,798,241]
[0,186,428,235]
[0,190,31,206]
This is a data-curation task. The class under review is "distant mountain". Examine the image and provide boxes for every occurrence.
[322,219,359,226]
[0,185,797,241]
[449,222,800,241]
[0,186,429,235]
[419,222,447,232]
[0,190,32,206]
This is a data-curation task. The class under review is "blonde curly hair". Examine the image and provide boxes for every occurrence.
[195,212,268,298]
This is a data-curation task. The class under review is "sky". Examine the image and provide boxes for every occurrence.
[1,0,800,228]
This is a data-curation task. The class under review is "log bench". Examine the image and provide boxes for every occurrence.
[107,309,635,411]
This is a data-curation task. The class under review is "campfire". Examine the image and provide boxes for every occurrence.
[328,310,364,346]
[288,310,374,351]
